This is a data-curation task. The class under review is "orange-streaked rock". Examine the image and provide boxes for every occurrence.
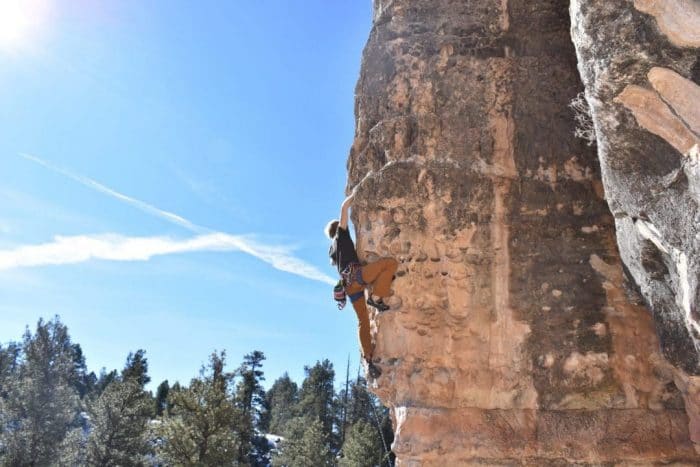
[633,0,700,48]
[615,85,699,156]
[648,67,700,135]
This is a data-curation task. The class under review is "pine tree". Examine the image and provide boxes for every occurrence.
[166,381,181,414]
[122,349,151,387]
[337,374,395,467]
[340,356,351,447]
[235,350,267,465]
[273,417,333,467]
[95,368,119,395]
[337,375,371,441]
[378,407,395,467]
[81,370,99,399]
[84,351,154,465]
[154,380,170,417]
[0,317,81,465]
[265,373,298,435]
[156,352,242,465]
[59,425,89,466]
[295,359,336,447]
[0,342,20,460]
[71,343,92,398]
[0,342,20,398]
[347,376,375,426]
[237,351,266,419]
[339,419,383,467]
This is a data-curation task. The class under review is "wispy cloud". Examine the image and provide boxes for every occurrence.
[17,154,335,285]
[0,233,336,284]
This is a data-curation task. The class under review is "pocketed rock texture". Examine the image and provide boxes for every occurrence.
[570,0,700,451]
[346,0,700,464]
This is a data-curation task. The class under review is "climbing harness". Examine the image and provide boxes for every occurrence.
[335,262,369,309]
[334,263,367,309]
[341,262,366,288]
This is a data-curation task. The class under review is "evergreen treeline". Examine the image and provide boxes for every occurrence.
[0,317,394,466]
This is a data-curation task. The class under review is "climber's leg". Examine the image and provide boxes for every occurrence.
[347,282,381,378]
[361,257,398,298]
[347,282,373,360]
[352,297,373,361]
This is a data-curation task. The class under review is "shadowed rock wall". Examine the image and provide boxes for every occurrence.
[347,0,700,464]
[570,0,700,451]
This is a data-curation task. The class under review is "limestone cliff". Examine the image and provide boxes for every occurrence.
[347,0,700,464]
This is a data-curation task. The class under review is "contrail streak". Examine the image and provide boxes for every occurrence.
[20,153,206,233]
[17,153,336,285]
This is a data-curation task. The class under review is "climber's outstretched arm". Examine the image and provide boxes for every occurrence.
[338,186,358,230]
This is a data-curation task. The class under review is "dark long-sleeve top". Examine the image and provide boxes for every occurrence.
[329,226,359,274]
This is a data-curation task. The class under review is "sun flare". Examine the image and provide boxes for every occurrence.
[0,0,51,51]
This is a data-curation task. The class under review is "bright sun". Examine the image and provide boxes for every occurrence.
[0,0,51,51]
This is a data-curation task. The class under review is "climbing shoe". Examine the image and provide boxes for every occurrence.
[366,361,382,379]
[367,296,390,312]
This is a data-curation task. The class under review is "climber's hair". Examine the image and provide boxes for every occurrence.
[325,219,340,239]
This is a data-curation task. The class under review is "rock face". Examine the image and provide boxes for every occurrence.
[347,0,700,464]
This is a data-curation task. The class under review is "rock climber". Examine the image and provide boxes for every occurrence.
[326,185,399,379]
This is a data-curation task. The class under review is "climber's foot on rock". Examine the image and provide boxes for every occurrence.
[367,296,390,312]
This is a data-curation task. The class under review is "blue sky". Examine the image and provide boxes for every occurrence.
[0,1,372,389]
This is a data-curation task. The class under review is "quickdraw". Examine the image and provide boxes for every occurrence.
[333,280,347,310]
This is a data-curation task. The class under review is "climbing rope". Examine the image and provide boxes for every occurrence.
[369,389,393,467]
[356,363,394,467]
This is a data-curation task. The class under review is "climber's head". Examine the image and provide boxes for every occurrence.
[325,219,340,239]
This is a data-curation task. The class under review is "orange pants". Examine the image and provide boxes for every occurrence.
[345,257,399,360]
